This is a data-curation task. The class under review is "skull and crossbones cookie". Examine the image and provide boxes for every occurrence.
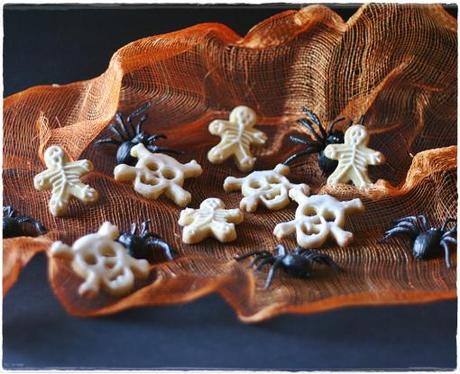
[274,186,365,248]
[50,222,150,297]
[114,143,203,207]
[223,164,310,212]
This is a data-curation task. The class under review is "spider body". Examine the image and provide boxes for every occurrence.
[284,108,361,176]
[383,215,457,268]
[235,244,340,289]
[118,220,174,262]
[3,206,46,238]
[96,102,181,165]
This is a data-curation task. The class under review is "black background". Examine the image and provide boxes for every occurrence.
[3,4,458,370]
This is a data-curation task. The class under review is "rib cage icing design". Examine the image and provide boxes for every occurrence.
[50,222,150,297]
[324,125,385,188]
[207,106,268,172]
[223,164,310,212]
[113,143,203,207]
[274,186,365,248]
[34,145,99,216]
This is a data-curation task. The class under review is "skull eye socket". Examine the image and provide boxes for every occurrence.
[146,161,159,172]
[249,180,261,189]
[303,206,317,217]
[83,253,97,265]
[100,246,116,257]
[323,210,336,222]
[266,176,281,184]
[161,168,176,180]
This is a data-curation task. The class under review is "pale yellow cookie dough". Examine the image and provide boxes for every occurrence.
[207,106,267,172]
[114,143,203,207]
[33,145,99,217]
[273,186,364,248]
[223,163,310,212]
[50,222,150,297]
[178,198,244,244]
[324,125,385,188]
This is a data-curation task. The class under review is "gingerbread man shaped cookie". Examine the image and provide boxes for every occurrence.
[323,125,385,188]
[50,222,150,297]
[34,145,99,216]
[223,164,310,212]
[274,186,364,248]
[178,198,244,244]
[114,143,203,207]
[207,106,267,172]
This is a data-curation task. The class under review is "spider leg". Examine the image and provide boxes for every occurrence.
[4,206,14,217]
[283,145,322,165]
[255,257,276,271]
[134,115,148,135]
[109,124,128,141]
[301,107,327,138]
[130,223,138,235]
[264,259,283,289]
[297,118,324,143]
[288,135,309,145]
[140,220,151,237]
[441,218,457,232]
[275,244,287,257]
[114,112,133,138]
[249,254,271,269]
[383,227,417,241]
[148,146,182,156]
[17,216,46,234]
[440,241,452,269]
[148,134,167,142]
[327,117,346,133]
[357,115,365,126]
[127,102,151,125]
[95,138,121,146]
[147,238,175,261]
[392,221,420,234]
[234,250,270,261]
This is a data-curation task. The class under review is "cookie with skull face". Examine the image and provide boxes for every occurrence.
[207,106,267,172]
[178,198,244,244]
[34,145,99,216]
[223,164,310,212]
[114,143,203,207]
[274,186,364,248]
[50,222,150,297]
[324,125,385,188]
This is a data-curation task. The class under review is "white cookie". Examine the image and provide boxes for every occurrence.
[50,222,149,297]
[34,145,99,216]
[223,163,310,212]
[274,186,364,248]
[178,198,244,244]
[207,106,267,172]
[114,143,203,207]
[324,125,385,188]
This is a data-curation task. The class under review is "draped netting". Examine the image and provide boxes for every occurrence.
[3,3,457,322]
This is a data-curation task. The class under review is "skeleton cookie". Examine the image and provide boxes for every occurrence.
[34,145,99,216]
[50,222,149,297]
[223,164,310,212]
[323,125,385,188]
[114,143,203,207]
[274,186,364,248]
[178,198,244,244]
[207,106,267,172]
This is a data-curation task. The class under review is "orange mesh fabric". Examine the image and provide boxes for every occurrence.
[3,4,457,322]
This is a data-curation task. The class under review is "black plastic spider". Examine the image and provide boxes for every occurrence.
[235,244,341,289]
[95,102,181,165]
[3,206,46,239]
[284,108,363,176]
[382,215,457,268]
[118,220,175,262]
